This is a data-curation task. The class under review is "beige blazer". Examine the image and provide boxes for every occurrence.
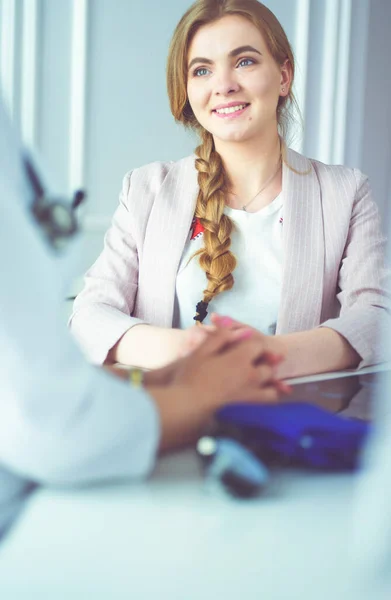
[70,147,390,367]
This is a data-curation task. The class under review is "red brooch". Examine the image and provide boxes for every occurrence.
[190,217,205,240]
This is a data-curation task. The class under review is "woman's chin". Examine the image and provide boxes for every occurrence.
[212,129,258,146]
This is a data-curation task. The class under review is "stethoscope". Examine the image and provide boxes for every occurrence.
[24,154,86,251]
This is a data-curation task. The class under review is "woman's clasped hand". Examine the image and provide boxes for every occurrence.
[105,324,291,451]
[178,313,291,391]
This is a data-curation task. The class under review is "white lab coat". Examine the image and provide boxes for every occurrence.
[0,95,159,538]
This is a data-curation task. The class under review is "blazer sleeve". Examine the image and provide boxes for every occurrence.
[320,170,391,367]
[69,171,148,364]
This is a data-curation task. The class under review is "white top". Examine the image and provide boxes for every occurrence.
[0,93,159,539]
[175,193,284,330]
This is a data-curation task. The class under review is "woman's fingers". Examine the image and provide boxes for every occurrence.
[250,363,275,385]
[237,384,280,404]
[274,380,292,395]
[211,314,283,357]
[253,350,285,367]
[201,324,216,332]
[211,313,245,330]
[179,329,291,407]
[251,362,292,395]
[263,352,285,366]
[197,331,280,377]
[180,324,218,357]
[193,326,254,358]
[210,314,284,358]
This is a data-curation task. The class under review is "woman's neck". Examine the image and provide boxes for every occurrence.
[214,131,282,212]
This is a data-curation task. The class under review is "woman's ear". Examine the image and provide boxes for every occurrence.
[280,59,293,95]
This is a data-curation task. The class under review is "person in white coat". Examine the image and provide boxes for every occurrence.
[0,93,286,541]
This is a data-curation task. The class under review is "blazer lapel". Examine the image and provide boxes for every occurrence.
[138,156,198,326]
[276,148,325,334]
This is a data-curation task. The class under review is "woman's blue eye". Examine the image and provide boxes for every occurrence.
[192,58,254,77]
[237,58,254,68]
[194,67,209,77]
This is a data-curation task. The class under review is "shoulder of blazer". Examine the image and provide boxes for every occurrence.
[286,147,366,203]
[121,154,197,209]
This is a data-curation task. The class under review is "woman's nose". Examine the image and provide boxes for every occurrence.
[213,69,240,96]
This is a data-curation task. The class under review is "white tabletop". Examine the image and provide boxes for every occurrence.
[0,449,363,600]
[1,365,388,600]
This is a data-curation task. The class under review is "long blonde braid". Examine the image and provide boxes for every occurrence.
[192,130,237,324]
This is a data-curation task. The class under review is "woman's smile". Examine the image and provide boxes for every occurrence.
[212,102,250,119]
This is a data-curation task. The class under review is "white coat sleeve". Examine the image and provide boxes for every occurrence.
[0,97,160,486]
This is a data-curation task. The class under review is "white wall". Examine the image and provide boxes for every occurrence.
[1,0,390,279]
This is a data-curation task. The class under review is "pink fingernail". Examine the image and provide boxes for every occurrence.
[221,316,233,326]
[238,329,253,340]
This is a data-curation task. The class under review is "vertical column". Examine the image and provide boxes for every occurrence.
[69,0,89,192]
[317,0,340,163]
[0,0,16,117]
[21,0,40,147]
[292,0,311,152]
[332,0,352,164]
[315,0,352,165]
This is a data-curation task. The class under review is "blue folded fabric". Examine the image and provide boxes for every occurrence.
[215,402,371,471]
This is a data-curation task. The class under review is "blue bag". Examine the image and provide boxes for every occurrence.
[214,402,371,471]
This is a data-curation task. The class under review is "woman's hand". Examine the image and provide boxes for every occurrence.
[178,323,216,358]
[103,327,291,452]
[210,313,288,379]
[146,316,289,390]
[146,327,291,451]
[104,316,289,393]
[210,313,361,379]
[169,327,284,406]
[178,317,284,361]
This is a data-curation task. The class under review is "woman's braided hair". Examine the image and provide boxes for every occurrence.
[166,0,300,323]
[192,129,237,322]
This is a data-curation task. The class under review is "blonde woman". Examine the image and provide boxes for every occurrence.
[70,0,389,378]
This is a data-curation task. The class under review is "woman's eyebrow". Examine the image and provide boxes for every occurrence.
[188,45,262,70]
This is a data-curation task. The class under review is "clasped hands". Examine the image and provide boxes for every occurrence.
[142,313,291,401]
[179,313,291,396]
[105,313,291,409]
